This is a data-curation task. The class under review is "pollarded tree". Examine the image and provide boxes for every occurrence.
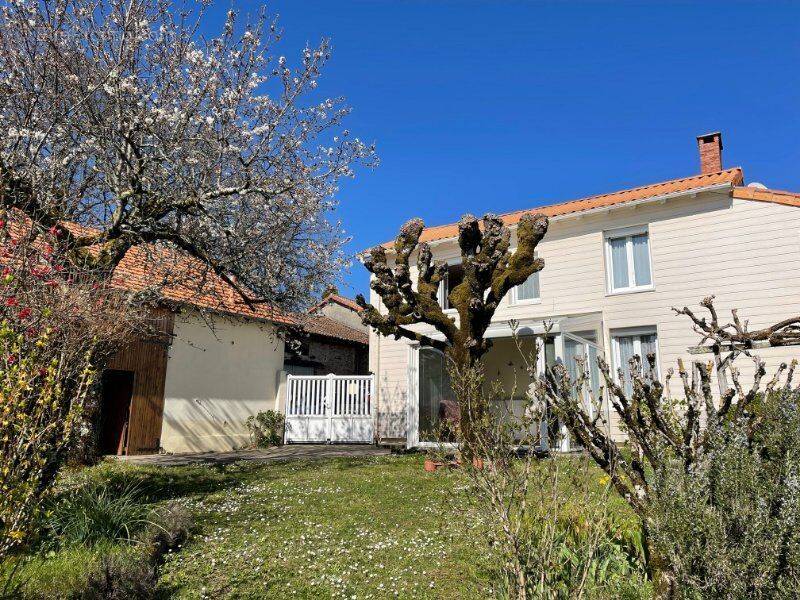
[356,212,549,369]
[0,0,375,312]
[540,297,800,596]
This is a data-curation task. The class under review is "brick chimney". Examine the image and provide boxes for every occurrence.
[696,131,723,174]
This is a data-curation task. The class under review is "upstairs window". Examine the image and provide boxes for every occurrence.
[605,226,653,293]
[512,271,541,304]
[438,263,464,310]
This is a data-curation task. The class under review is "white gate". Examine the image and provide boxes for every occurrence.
[285,374,374,444]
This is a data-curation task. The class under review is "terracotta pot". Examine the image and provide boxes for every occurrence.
[472,457,484,470]
[424,458,439,472]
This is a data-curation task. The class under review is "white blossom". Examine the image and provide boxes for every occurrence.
[0,0,378,312]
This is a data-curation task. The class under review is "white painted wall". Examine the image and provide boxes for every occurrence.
[370,190,800,442]
[160,311,285,453]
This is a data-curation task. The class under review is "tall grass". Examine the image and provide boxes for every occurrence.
[44,481,153,548]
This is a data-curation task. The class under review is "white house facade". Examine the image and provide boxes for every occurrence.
[368,133,800,448]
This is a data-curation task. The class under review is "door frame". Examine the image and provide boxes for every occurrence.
[100,369,136,456]
[559,331,607,450]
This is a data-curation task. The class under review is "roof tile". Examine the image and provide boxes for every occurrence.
[301,314,368,345]
[382,168,744,247]
[731,186,800,207]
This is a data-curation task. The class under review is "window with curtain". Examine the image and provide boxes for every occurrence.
[605,227,653,293]
[418,347,456,441]
[514,271,541,303]
[612,330,659,395]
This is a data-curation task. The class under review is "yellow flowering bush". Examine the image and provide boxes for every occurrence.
[0,325,95,557]
[0,217,138,559]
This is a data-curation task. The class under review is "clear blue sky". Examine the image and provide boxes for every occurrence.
[218,1,800,298]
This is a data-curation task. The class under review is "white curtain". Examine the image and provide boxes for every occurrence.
[631,233,652,286]
[610,237,629,289]
[640,333,658,378]
[517,272,540,300]
[419,349,447,439]
[616,335,636,396]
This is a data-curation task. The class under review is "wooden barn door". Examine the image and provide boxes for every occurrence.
[106,309,175,455]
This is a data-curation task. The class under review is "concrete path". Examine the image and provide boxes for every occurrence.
[113,444,391,467]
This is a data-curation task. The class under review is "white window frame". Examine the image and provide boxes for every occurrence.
[437,259,461,313]
[510,259,542,306]
[610,326,661,385]
[604,224,654,295]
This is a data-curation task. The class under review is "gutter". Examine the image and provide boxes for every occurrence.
[392,182,735,253]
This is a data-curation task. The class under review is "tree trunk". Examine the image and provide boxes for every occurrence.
[642,522,677,600]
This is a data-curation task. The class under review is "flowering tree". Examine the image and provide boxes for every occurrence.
[0,0,373,560]
[0,0,375,312]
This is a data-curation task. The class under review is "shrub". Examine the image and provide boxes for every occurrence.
[446,361,648,599]
[245,410,285,447]
[75,553,158,600]
[648,388,800,599]
[509,458,648,599]
[0,223,139,560]
[146,503,192,564]
[44,481,151,548]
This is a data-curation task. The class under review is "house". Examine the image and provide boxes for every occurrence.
[368,132,800,448]
[100,247,369,455]
[283,294,369,376]
[99,246,294,455]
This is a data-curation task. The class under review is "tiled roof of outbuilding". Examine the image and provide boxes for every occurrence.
[301,314,368,345]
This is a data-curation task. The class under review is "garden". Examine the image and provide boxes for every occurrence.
[2,453,647,599]
[3,0,800,598]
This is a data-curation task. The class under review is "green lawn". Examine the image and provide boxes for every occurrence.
[7,453,644,599]
[11,454,498,599]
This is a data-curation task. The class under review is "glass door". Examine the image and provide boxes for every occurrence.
[560,332,604,451]
[418,347,456,443]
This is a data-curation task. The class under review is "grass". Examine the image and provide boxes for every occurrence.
[4,453,639,599]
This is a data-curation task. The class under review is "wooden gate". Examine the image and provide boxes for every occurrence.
[285,374,374,444]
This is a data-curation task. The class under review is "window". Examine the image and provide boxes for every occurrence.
[605,226,653,293]
[438,263,464,310]
[512,271,541,304]
[611,329,659,395]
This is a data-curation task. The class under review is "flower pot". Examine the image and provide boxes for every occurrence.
[424,458,438,472]
[472,457,484,470]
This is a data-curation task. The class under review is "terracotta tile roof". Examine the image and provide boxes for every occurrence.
[301,314,369,345]
[313,293,364,313]
[731,186,800,208]
[381,168,744,247]
[22,219,291,324]
[110,244,296,325]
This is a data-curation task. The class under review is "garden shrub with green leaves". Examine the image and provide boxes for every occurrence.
[0,221,138,561]
[43,481,152,549]
[245,410,285,447]
[649,388,800,599]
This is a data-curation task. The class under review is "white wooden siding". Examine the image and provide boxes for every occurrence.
[370,190,800,442]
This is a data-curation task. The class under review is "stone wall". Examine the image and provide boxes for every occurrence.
[306,336,369,375]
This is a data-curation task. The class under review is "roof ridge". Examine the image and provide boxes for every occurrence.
[493,167,743,220]
[312,292,364,313]
[380,168,743,247]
